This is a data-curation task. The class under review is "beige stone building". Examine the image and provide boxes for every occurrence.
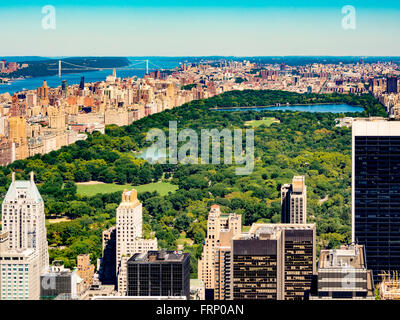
[8,116,28,161]
[198,204,242,299]
[76,254,95,295]
[281,175,307,224]
[116,189,157,295]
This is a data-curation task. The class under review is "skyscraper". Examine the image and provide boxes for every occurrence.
[8,116,28,161]
[0,172,49,300]
[79,76,85,90]
[37,80,49,101]
[100,226,116,285]
[61,80,67,98]
[231,223,316,300]
[352,118,400,283]
[127,250,190,299]
[281,176,307,224]
[2,172,49,272]
[198,204,241,300]
[115,189,157,295]
[387,76,398,94]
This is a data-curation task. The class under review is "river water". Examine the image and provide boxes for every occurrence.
[0,57,181,95]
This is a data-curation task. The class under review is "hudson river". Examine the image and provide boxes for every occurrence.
[0,57,180,95]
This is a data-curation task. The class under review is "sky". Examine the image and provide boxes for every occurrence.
[1,0,400,56]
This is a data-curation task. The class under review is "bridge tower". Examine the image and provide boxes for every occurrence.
[58,60,61,77]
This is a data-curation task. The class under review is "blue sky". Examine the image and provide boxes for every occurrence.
[1,0,399,56]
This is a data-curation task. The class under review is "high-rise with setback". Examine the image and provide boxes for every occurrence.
[116,189,157,295]
[0,172,49,300]
[281,176,307,224]
[198,204,242,300]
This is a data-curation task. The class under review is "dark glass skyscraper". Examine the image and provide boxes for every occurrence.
[387,76,398,94]
[232,224,316,300]
[127,250,190,299]
[353,119,400,284]
[79,76,85,90]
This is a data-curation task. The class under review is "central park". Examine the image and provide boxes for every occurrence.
[0,89,386,277]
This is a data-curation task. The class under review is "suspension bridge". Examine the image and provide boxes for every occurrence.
[48,59,165,77]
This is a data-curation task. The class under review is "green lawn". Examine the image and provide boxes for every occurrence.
[77,181,178,197]
[244,117,280,128]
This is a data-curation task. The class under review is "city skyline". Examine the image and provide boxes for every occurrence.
[1,1,400,56]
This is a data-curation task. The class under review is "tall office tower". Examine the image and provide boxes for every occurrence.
[116,189,157,295]
[8,116,28,161]
[213,229,235,300]
[310,244,374,300]
[231,223,316,300]
[79,76,85,90]
[61,80,67,98]
[127,250,190,300]
[100,226,116,285]
[37,80,49,100]
[198,204,241,300]
[2,172,49,273]
[0,172,49,300]
[281,176,307,224]
[387,76,398,94]
[352,118,400,283]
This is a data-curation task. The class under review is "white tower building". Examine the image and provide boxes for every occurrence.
[115,189,157,295]
[0,172,49,300]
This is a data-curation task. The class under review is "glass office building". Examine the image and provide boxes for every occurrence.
[352,119,400,284]
[127,250,190,299]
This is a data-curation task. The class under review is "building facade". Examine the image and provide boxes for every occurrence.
[1,172,49,274]
[310,244,374,300]
[116,189,157,295]
[352,118,400,283]
[40,263,78,300]
[231,223,316,300]
[0,173,49,300]
[281,176,307,224]
[198,204,241,299]
[127,250,190,300]
[101,226,116,285]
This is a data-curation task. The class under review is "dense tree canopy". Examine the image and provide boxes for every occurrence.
[0,90,386,276]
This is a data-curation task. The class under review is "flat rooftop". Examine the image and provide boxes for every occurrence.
[319,244,365,269]
[128,250,188,263]
[353,118,400,136]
